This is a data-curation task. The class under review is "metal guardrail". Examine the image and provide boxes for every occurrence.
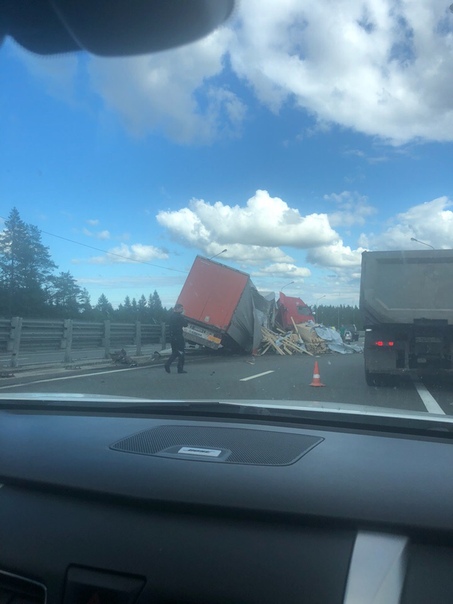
[0,318,169,368]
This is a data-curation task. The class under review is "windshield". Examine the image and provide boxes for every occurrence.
[1,0,453,421]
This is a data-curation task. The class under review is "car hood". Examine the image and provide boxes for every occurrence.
[0,392,450,425]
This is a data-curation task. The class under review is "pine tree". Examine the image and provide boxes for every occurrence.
[95,293,114,319]
[0,208,56,316]
[49,271,85,318]
[137,294,147,321]
[149,290,164,322]
[79,288,92,316]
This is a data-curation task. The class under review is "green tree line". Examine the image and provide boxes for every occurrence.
[1,208,363,327]
[313,304,362,330]
[0,208,168,322]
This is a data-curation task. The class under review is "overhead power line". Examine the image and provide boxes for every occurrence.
[38,230,188,274]
[0,213,186,272]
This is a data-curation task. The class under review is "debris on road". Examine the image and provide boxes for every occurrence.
[110,348,137,367]
[259,322,362,356]
[174,255,363,356]
[294,323,329,355]
[313,325,363,354]
[260,326,312,356]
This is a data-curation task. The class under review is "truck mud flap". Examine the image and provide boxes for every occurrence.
[365,371,394,387]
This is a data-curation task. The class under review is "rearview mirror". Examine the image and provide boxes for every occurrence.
[1,0,236,56]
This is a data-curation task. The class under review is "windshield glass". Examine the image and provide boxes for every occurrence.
[1,0,453,420]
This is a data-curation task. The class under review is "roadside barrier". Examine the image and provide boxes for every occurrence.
[0,318,169,368]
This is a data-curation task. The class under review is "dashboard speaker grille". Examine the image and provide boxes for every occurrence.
[111,425,322,465]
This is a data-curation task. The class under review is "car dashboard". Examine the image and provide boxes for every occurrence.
[1,401,453,603]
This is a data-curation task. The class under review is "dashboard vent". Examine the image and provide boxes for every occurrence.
[0,570,46,603]
[111,424,323,465]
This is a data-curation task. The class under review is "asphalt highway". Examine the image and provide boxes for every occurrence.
[1,351,452,415]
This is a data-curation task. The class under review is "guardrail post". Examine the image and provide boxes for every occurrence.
[63,319,73,363]
[104,320,111,359]
[9,316,22,368]
[135,321,142,356]
[161,322,167,350]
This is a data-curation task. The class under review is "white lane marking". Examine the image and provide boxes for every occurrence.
[414,381,445,415]
[0,366,145,390]
[240,370,274,382]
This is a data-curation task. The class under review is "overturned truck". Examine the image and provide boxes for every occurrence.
[177,256,273,353]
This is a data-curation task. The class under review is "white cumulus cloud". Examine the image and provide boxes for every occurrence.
[306,196,453,270]
[97,230,111,241]
[324,191,377,227]
[361,196,453,250]
[157,189,338,256]
[12,0,453,145]
[255,263,311,280]
[307,241,366,268]
[81,243,169,265]
[205,244,293,265]
[7,40,79,102]
[88,27,245,143]
[230,0,453,144]
[82,228,111,240]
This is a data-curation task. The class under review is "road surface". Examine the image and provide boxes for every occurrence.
[0,352,452,415]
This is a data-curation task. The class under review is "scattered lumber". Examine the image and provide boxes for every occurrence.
[259,322,362,357]
[260,326,313,356]
[294,323,329,355]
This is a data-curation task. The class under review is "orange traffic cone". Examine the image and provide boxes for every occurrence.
[310,361,325,387]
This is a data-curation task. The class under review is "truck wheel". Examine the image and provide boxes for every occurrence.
[365,371,388,387]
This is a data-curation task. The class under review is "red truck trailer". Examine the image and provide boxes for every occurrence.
[177,256,272,352]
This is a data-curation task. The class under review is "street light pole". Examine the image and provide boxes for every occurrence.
[410,237,435,250]
[280,281,295,291]
[209,249,227,260]
[314,295,325,323]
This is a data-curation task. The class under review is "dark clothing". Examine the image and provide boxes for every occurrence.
[168,312,188,347]
[165,311,188,373]
[166,342,185,372]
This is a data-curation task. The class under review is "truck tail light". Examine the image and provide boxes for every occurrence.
[374,341,394,347]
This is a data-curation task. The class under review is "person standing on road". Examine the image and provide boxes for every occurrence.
[164,303,188,374]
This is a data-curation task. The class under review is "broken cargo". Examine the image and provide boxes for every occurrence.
[177,256,273,352]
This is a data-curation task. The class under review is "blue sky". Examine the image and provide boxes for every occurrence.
[2,0,453,309]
